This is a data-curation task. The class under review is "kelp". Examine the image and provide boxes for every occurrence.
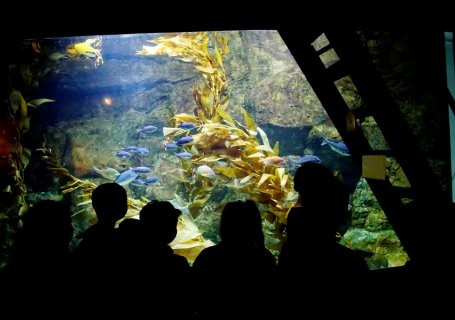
[0,90,37,268]
[36,142,149,214]
[139,32,297,223]
[1,90,52,220]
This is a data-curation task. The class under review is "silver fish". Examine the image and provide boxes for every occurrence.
[93,166,121,180]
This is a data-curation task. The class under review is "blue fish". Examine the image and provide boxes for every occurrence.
[179,122,196,130]
[164,143,178,151]
[296,155,321,165]
[137,125,157,134]
[175,152,193,159]
[114,169,138,186]
[176,136,193,145]
[123,146,138,152]
[130,179,147,186]
[321,137,350,156]
[113,151,133,159]
[130,166,152,173]
[144,177,159,184]
[135,147,149,155]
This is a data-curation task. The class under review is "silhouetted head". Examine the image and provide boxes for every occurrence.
[293,162,335,196]
[20,199,73,250]
[289,162,350,239]
[91,183,127,225]
[140,200,181,245]
[219,200,264,246]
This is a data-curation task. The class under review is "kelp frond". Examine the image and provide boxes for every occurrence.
[36,142,97,196]
[138,32,228,122]
[37,141,150,213]
[139,32,296,223]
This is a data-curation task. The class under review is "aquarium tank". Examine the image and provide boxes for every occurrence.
[0,30,412,270]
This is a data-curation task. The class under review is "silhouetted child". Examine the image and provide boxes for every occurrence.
[73,182,128,280]
[138,200,190,274]
[192,200,276,316]
[135,200,191,316]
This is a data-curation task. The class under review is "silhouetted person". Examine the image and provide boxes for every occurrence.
[192,200,276,316]
[134,200,191,316]
[278,162,368,281]
[138,200,190,274]
[73,183,127,280]
[3,200,74,291]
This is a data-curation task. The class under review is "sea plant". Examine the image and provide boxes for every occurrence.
[138,32,297,224]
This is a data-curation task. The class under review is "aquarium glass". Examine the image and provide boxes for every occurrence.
[2,30,409,269]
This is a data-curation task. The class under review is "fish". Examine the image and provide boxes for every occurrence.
[178,122,196,129]
[195,165,216,179]
[287,155,322,171]
[66,37,102,64]
[175,152,193,159]
[123,146,138,152]
[176,136,193,145]
[295,155,321,165]
[137,125,157,134]
[114,169,138,186]
[113,151,132,159]
[130,179,147,186]
[130,166,152,173]
[93,166,121,180]
[321,137,350,156]
[164,143,178,151]
[135,147,149,155]
[144,177,159,184]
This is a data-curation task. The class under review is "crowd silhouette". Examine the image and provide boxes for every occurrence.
[2,161,406,317]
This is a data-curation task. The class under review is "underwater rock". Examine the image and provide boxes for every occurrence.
[70,143,93,177]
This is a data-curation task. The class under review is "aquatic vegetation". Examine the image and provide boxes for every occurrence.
[138,32,297,223]
[2,91,56,215]
[36,142,97,197]
[66,36,103,67]
[2,31,414,269]
[36,143,151,219]
[35,142,208,260]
